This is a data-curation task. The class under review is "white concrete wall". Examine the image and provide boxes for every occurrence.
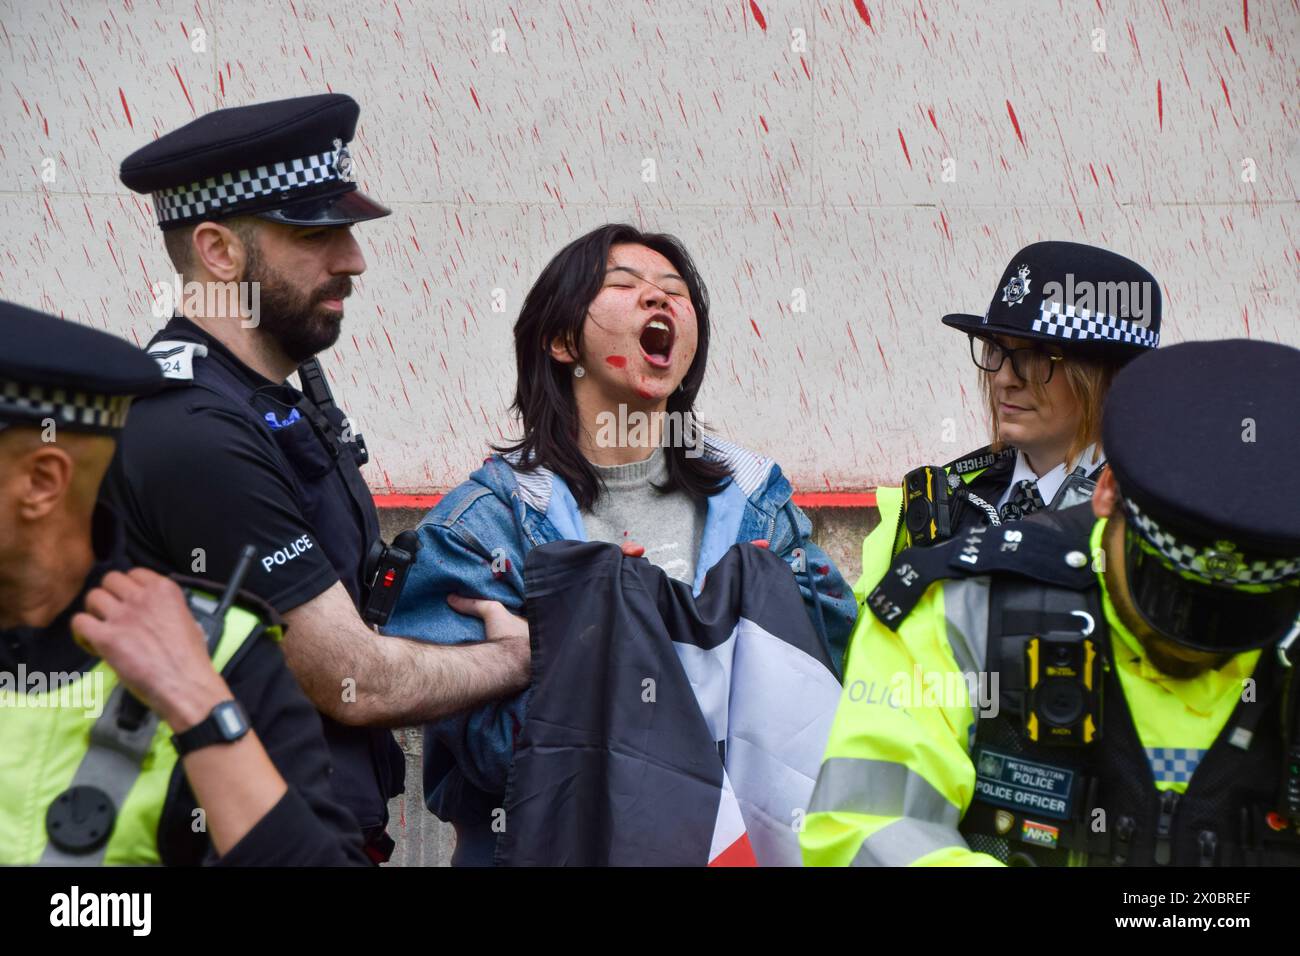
[1,0,1296,492]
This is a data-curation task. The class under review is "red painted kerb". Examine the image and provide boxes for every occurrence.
[374,491,879,510]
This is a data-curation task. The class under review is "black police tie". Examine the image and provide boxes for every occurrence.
[1000,478,1046,521]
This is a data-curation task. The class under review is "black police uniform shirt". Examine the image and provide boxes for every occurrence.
[100,315,405,831]
[0,506,367,866]
[105,316,352,611]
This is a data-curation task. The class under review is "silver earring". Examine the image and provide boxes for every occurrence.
[574,364,586,378]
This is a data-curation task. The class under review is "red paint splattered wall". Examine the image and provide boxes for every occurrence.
[0,1,1294,493]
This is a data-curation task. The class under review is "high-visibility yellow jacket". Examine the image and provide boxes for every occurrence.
[0,601,266,865]
[804,518,1262,866]
[854,446,1018,605]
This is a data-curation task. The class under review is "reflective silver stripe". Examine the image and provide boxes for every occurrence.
[850,817,969,867]
[39,685,160,865]
[809,757,960,827]
[940,577,991,750]
[940,577,991,678]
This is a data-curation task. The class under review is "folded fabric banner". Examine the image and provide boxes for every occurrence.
[496,540,843,866]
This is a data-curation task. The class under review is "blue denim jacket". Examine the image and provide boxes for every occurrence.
[385,434,856,864]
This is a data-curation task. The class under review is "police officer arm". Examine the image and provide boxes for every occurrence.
[281,579,530,727]
[111,404,529,727]
[70,567,359,862]
[801,578,1002,866]
[383,512,536,796]
[161,622,369,866]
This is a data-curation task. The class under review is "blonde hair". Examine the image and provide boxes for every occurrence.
[979,350,1120,469]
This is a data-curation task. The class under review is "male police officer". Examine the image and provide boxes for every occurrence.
[0,301,365,865]
[104,94,529,861]
[803,339,1300,866]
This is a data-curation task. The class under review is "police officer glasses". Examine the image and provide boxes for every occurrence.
[969,335,1064,385]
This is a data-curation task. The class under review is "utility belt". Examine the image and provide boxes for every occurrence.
[961,571,1300,866]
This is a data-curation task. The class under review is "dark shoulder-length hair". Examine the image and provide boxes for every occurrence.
[494,223,731,511]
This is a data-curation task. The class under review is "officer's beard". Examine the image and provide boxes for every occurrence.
[245,243,352,365]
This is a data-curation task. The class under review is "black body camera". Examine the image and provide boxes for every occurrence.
[1024,634,1102,746]
[362,531,421,627]
[902,464,952,548]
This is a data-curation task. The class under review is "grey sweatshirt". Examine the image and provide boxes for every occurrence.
[582,446,705,584]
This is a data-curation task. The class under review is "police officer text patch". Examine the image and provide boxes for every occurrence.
[972,746,1074,821]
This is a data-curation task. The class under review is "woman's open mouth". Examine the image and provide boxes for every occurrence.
[638,313,675,369]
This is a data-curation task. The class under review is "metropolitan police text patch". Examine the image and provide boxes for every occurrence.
[972,746,1075,821]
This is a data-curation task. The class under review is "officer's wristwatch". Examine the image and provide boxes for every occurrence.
[172,700,251,755]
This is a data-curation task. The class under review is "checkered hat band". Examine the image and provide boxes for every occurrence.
[151,146,343,225]
[1124,499,1300,586]
[1031,300,1159,349]
[0,379,132,430]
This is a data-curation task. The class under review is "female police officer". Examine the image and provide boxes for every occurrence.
[805,338,1300,867]
[854,241,1163,611]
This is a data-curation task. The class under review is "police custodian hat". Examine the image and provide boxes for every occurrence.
[1103,339,1300,653]
[0,300,163,436]
[943,241,1161,361]
[119,93,390,231]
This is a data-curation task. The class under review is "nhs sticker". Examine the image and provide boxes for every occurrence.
[973,747,1074,821]
[1021,819,1060,849]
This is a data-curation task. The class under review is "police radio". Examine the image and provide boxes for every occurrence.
[45,546,259,857]
[298,357,369,467]
[902,464,953,547]
[112,545,259,734]
[1024,634,1103,746]
[362,531,421,627]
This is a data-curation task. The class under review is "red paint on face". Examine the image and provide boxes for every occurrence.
[605,355,627,368]
[635,386,655,400]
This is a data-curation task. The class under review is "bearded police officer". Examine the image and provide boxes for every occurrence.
[803,339,1300,866]
[0,301,365,865]
[103,94,530,862]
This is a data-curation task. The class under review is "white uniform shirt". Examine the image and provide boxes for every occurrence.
[995,443,1105,511]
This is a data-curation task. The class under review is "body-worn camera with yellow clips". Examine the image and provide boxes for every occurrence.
[902,464,952,547]
[1024,635,1103,746]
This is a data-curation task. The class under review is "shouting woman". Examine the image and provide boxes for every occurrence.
[388,223,856,865]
